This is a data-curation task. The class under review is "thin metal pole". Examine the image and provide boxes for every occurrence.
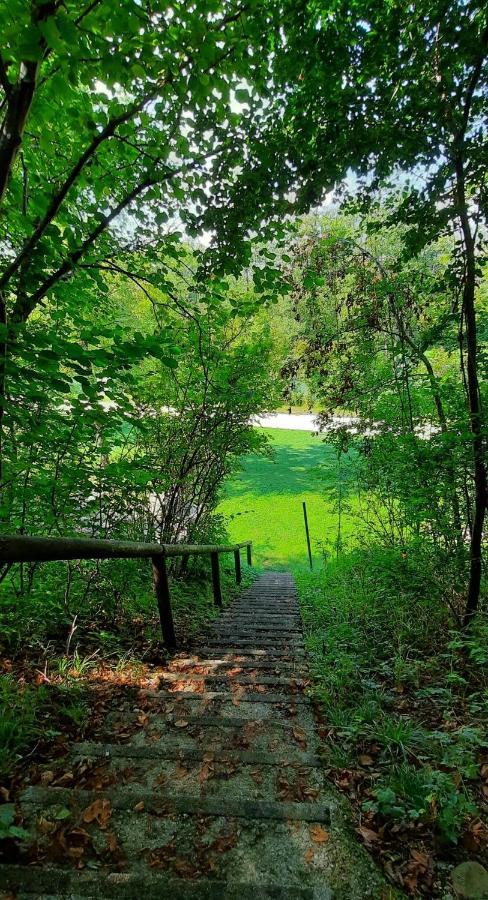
[302,501,313,570]
[211,551,223,607]
[152,555,176,649]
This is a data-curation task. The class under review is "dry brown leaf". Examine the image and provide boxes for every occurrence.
[174,719,188,728]
[357,826,380,845]
[198,763,213,786]
[54,772,74,787]
[410,849,430,870]
[231,684,245,706]
[304,848,315,864]
[133,801,145,812]
[292,726,307,749]
[358,754,374,767]
[82,798,112,829]
[37,816,56,834]
[106,831,119,854]
[310,825,329,844]
[40,770,55,785]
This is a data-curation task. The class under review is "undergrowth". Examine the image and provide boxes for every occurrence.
[0,558,255,779]
[296,546,488,894]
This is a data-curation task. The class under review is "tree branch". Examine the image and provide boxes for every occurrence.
[0,87,161,289]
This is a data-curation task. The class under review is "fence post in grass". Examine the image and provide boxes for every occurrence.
[152,554,176,650]
[302,501,313,570]
[234,547,242,584]
[211,551,223,607]
[246,543,252,566]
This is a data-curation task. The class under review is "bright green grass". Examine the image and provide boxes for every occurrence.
[218,428,359,569]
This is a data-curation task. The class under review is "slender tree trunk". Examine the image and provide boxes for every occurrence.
[0,1,58,205]
[454,154,487,626]
[419,349,463,546]
[0,290,6,487]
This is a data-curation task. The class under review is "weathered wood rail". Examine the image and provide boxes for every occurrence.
[0,535,253,651]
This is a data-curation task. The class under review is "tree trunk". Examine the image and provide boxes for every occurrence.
[0,290,6,486]
[0,1,58,205]
[454,154,487,626]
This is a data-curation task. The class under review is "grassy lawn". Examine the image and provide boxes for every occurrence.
[218,427,358,569]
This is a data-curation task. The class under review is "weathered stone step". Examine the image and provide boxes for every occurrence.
[73,741,321,767]
[229,601,298,608]
[56,749,326,803]
[22,785,331,823]
[216,614,301,623]
[172,714,316,733]
[192,647,306,660]
[216,624,301,631]
[230,592,299,609]
[97,703,318,755]
[215,623,302,633]
[142,690,310,704]
[102,702,317,739]
[168,657,307,674]
[0,866,333,900]
[206,639,304,648]
[158,673,309,688]
[209,631,303,641]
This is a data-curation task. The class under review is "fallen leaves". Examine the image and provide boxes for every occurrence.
[81,798,112,829]
[230,683,245,706]
[309,825,329,844]
[357,754,374,767]
[292,726,308,750]
[357,825,380,845]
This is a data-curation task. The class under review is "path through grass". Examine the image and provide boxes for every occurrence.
[218,428,358,568]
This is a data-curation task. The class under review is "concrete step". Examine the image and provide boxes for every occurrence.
[140,690,310,705]
[167,657,308,674]
[72,741,321,767]
[22,784,332,823]
[0,866,333,900]
[54,748,326,804]
[157,672,310,688]
[100,702,317,740]
[191,647,307,660]
[205,640,305,649]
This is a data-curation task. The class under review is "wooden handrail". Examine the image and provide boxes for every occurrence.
[0,534,253,651]
[0,535,252,563]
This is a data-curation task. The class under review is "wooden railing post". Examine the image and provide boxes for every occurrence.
[211,551,223,607]
[246,543,252,566]
[234,547,241,584]
[152,554,176,650]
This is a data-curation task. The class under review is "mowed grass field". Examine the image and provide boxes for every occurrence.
[218,428,359,569]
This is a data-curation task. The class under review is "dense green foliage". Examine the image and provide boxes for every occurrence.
[298,553,487,847]
[278,213,487,620]
[0,1,486,889]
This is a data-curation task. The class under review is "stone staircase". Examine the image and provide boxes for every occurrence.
[0,572,395,899]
